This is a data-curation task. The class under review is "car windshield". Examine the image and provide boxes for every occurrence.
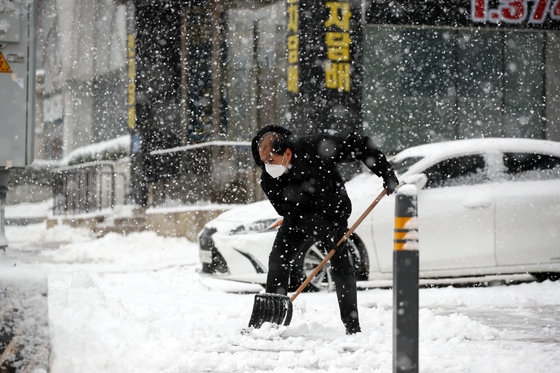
[390,156,423,175]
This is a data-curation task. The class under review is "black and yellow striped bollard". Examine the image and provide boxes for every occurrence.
[393,184,419,373]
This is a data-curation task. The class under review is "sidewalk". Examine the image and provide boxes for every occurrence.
[0,254,49,373]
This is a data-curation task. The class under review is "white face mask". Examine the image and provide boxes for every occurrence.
[265,153,287,178]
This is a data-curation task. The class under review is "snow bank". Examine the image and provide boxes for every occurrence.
[5,199,53,218]
[41,230,197,271]
[6,223,94,246]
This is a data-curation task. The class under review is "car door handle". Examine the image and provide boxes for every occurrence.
[463,200,492,209]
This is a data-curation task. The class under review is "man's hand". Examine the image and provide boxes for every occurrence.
[383,171,399,195]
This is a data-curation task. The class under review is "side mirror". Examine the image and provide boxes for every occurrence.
[402,173,428,190]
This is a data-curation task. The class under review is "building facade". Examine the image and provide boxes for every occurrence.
[35,0,128,162]
[37,0,559,210]
[363,0,560,151]
[134,0,559,206]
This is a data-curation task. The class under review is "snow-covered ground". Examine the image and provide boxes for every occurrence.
[2,223,559,373]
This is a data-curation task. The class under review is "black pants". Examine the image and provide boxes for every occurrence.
[265,214,360,332]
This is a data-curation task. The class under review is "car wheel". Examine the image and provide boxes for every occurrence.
[288,234,369,292]
[531,272,560,282]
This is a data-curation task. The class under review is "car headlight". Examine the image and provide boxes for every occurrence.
[229,218,283,235]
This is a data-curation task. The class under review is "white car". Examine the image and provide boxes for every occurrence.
[198,138,560,288]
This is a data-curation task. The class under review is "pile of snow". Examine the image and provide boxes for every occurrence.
[5,199,53,219]
[5,223,93,246]
[42,230,195,271]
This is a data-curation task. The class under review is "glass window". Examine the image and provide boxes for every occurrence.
[363,26,556,153]
[455,30,503,139]
[226,3,287,141]
[401,29,455,98]
[391,156,422,175]
[363,27,457,151]
[503,153,560,180]
[424,155,486,188]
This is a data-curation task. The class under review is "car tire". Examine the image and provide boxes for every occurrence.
[288,234,369,292]
[531,272,560,282]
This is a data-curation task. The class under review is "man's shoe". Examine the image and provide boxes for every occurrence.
[346,325,361,335]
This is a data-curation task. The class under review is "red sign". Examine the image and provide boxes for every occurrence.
[472,0,560,23]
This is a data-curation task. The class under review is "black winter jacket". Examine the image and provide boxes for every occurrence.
[251,125,393,226]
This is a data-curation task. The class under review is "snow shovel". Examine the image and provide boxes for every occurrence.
[248,188,388,329]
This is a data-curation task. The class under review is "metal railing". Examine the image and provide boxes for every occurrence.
[148,141,262,206]
[52,161,127,215]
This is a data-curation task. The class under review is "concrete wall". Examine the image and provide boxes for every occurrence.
[47,207,233,242]
[145,209,230,242]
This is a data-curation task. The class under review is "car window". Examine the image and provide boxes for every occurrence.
[502,153,560,181]
[424,155,486,188]
[391,156,423,175]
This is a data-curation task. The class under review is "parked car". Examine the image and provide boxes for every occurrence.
[198,138,560,288]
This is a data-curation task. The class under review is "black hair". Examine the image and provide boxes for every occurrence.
[258,131,289,155]
[251,125,293,168]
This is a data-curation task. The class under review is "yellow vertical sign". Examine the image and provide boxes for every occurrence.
[324,1,352,92]
[0,52,13,73]
[127,34,136,129]
[287,0,299,93]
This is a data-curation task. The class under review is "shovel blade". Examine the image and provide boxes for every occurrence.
[248,293,293,329]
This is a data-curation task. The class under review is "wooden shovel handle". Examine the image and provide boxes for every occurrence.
[290,188,388,302]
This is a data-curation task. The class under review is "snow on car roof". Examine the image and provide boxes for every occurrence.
[393,137,560,162]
